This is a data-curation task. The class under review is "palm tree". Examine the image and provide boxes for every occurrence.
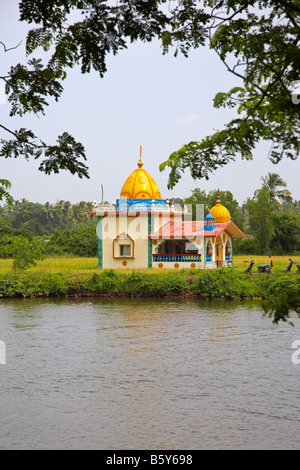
[43,201,55,221]
[18,198,31,223]
[257,173,293,210]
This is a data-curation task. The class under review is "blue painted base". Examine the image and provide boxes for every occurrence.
[116,198,165,211]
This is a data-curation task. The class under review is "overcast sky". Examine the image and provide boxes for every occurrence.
[1,0,299,206]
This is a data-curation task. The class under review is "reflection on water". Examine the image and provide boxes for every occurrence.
[0,297,299,450]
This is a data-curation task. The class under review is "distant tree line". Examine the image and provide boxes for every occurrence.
[0,199,94,234]
[0,173,299,259]
[0,199,98,258]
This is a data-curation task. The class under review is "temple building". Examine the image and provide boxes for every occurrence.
[90,148,245,269]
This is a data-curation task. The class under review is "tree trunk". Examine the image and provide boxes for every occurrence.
[261,215,272,258]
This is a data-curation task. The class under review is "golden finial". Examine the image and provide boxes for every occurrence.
[216,188,221,203]
[137,145,143,168]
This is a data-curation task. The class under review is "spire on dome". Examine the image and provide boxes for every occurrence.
[209,189,231,223]
[137,145,143,168]
[120,146,162,199]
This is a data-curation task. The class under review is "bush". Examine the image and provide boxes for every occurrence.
[0,235,45,270]
[36,273,68,296]
[266,274,300,297]
[0,275,32,297]
[191,268,260,299]
[0,272,68,297]
[77,270,189,296]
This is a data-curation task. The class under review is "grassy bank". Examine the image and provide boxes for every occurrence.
[0,261,299,299]
[0,255,299,275]
[0,257,99,274]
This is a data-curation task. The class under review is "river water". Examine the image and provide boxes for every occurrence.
[0,297,299,450]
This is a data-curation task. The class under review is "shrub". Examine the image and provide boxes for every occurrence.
[36,273,68,296]
[191,268,260,299]
[84,271,189,296]
[266,274,300,297]
[0,235,45,270]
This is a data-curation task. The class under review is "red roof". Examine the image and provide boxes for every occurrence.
[149,220,245,239]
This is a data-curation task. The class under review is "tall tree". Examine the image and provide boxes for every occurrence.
[259,173,293,210]
[245,190,275,257]
[43,201,55,222]
[270,212,300,254]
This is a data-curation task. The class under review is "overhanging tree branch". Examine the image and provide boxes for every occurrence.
[0,40,22,52]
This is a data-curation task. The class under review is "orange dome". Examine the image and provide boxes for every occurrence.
[120,153,161,199]
[210,191,231,223]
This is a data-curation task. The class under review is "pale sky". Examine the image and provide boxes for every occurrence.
[1,0,299,205]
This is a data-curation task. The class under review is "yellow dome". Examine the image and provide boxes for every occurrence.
[210,191,231,223]
[120,151,162,199]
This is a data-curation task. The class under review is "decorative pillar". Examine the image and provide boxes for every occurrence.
[97,216,103,269]
[148,212,152,268]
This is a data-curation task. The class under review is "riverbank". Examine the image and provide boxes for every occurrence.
[0,268,299,299]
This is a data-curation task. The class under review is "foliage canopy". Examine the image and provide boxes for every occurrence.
[1,1,300,193]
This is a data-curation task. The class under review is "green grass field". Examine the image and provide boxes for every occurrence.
[0,255,299,274]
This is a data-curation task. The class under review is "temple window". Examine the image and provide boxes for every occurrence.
[119,245,131,257]
[113,233,134,258]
